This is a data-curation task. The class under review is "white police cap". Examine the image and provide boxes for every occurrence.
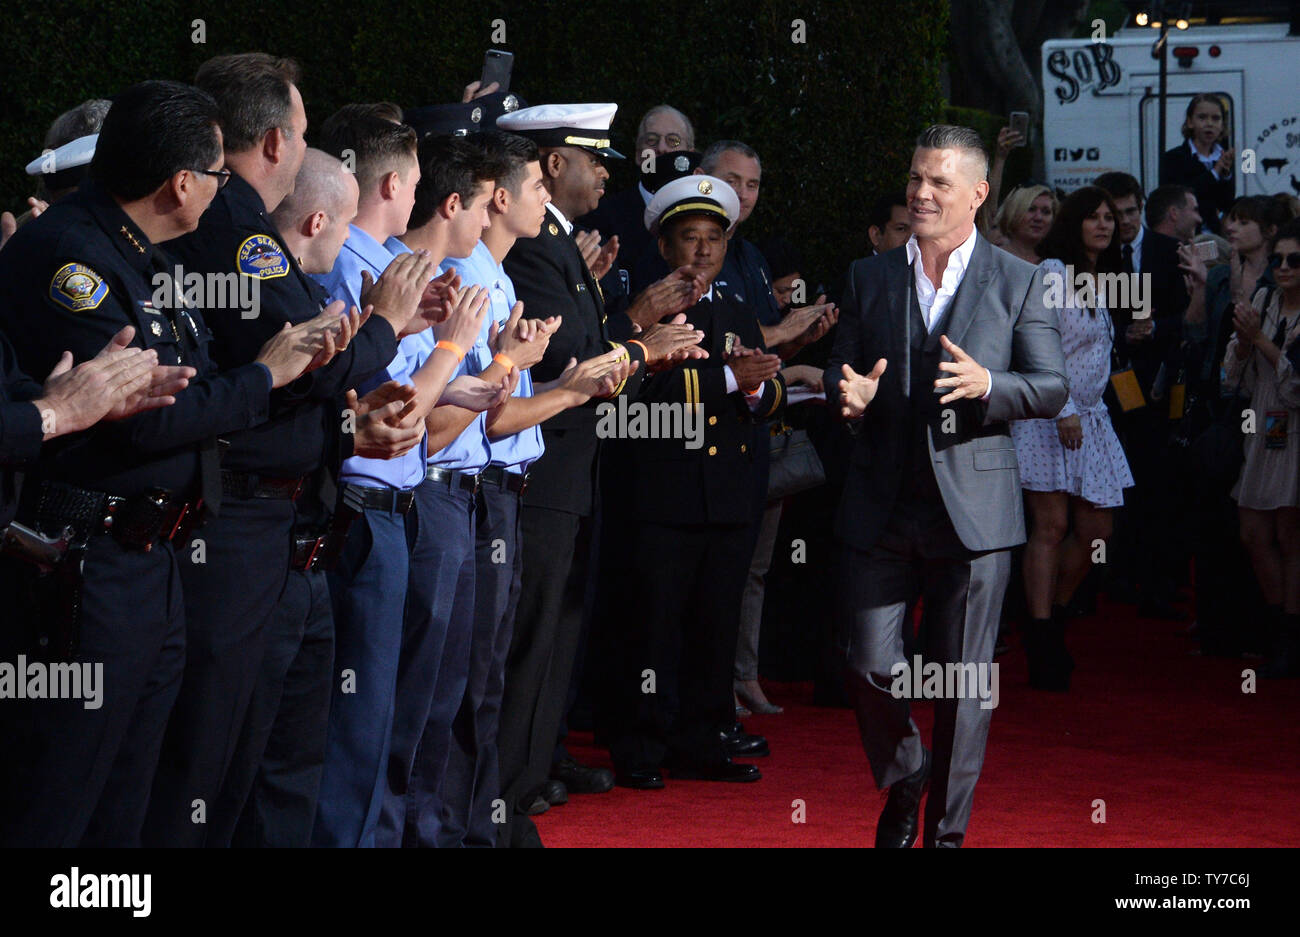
[644,174,740,235]
[26,133,98,176]
[496,103,623,158]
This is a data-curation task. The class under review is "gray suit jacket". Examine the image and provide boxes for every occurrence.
[824,234,1069,553]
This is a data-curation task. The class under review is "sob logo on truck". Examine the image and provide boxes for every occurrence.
[1048,44,1122,105]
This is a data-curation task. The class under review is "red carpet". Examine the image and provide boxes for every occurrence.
[535,597,1300,847]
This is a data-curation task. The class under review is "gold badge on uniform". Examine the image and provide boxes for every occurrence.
[548,223,559,236]
[698,180,713,195]
[49,262,109,312]
[724,332,739,356]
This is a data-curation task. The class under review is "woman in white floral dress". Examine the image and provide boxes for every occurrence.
[1009,186,1135,690]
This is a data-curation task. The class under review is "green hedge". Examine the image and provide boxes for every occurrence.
[1,0,947,286]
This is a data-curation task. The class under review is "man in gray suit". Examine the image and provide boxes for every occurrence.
[825,125,1068,848]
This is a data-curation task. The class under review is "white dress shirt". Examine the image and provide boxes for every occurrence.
[546,201,573,236]
[691,286,764,410]
[905,226,978,331]
[904,227,992,397]
[1126,222,1145,273]
[1190,138,1226,180]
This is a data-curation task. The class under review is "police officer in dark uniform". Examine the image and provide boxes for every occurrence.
[0,334,48,528]
[142,54,420,847]
[601,174,785,788]
[205,147,424,847]
[0,80,340,847]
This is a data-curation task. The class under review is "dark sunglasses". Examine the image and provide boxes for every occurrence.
[1269,252,1300,270]
[196,168,232,189]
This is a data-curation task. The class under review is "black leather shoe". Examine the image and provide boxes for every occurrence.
[1138,599,1188,622]
[874,749,930,848]
[550,757,614,794]
[722,726,770,758]
[524,795,550,817]
[669,759,761,782]
[540,778,568,806]
[614,768,665,790]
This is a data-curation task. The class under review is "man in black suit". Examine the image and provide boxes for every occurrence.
[493,103,706,845]
[603,174,785,788]
[577,104,697,298]
[826,125,1068,848]
[1095,173,1194,619]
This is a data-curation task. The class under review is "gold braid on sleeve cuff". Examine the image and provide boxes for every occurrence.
[763,378,783,418]
[607,342,631,396]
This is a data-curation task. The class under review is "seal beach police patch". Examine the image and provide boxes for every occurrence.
[49,262,109,311]
[236,234,289,279]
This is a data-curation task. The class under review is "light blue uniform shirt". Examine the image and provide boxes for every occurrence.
[443,240,545,475]
[313,225,427,490]
[395,237,493,474]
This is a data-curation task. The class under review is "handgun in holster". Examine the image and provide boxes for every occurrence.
[0,522,84,660]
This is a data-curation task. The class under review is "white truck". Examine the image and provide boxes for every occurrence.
[1041,21,1300,198]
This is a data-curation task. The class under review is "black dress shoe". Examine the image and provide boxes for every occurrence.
[669,759,761,782]
[875,749,930,848]
[550,757,614,794]
[524,795,550,817]
[1137,599,1188,622]
[614,768,665,790]
[722,726,770,758]
[540,779,568,806]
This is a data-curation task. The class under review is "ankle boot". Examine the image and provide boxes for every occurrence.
[1026,616,1071,691]
[1260,611,1300,679]
[1051,604,1076,675]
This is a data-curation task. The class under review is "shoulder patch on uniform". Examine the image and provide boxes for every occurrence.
[236,234,289,279]
[49,263,109,312]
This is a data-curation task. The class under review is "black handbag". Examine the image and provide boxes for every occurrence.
[767,423,826,500]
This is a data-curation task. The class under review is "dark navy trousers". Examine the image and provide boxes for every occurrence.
[144,497,293,847]
[313,502,411,847]
[0,538,186,847]
[438,482,521,846]
[210,564,334,847]
[380,478,476,847]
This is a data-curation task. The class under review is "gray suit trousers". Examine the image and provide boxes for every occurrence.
[842,494,1010,848]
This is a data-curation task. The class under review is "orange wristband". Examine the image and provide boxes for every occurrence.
[493,352,516,370]
[435,340,465,362]
[627,340,648,359]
